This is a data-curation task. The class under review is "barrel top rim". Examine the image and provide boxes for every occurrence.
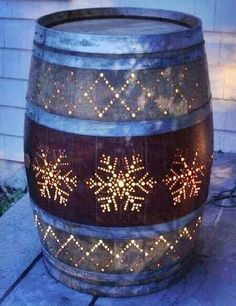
[37,7,202,37]
[35,7,203,54]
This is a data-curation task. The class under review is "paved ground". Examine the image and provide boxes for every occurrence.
[0,152,236,306]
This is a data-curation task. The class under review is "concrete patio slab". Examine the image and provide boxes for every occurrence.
[1,260,94,306]
[0,194,41,300]
[0,152,235,306]
[210,152,236,195]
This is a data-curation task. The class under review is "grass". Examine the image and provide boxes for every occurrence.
[0,185,26,217]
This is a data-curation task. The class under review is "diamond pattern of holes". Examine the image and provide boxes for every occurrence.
[35,215,202,273]
[80,71,191,119]
[29,59,201,119]
[81,72,153,119]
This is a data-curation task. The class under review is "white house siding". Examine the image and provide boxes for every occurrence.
[0,0,236,161]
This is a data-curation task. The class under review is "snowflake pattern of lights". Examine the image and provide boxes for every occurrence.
[32,147,77,206]
[163,149,205,206]
[86,154,157,213]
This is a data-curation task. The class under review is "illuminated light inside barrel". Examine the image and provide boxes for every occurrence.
[35,214,202,273]
[86,154,157,213]
[32,147,77,205]
[163,149,206,205]
[30,64,197,119]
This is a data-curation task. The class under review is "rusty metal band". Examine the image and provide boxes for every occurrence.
[30,197,204,239]
[43,247,192,285]
[26,100,212,137]
[35,8,203,54]
[32,44,205,70]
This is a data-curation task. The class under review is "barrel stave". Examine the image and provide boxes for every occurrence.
[34,211,202,275]
[27,56,210,121]
[25,114,213,227]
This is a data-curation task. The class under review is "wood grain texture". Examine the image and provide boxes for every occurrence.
[25,115,213,227]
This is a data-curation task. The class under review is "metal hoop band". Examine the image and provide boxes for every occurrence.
[26,101,212,137]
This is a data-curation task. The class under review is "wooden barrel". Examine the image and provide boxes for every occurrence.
[24,8,213,297]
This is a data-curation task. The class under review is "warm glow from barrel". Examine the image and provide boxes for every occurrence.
[86,154,157,213]
[35,214,202,273]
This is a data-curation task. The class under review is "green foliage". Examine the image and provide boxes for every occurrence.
[0,186,26,217]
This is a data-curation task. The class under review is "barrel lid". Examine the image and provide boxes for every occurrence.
[35,7,203,54]
[51,17,187,35]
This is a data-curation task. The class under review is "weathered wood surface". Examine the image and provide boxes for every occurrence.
[24,7,213,296]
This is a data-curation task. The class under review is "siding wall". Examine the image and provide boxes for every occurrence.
[0,0,236,161]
